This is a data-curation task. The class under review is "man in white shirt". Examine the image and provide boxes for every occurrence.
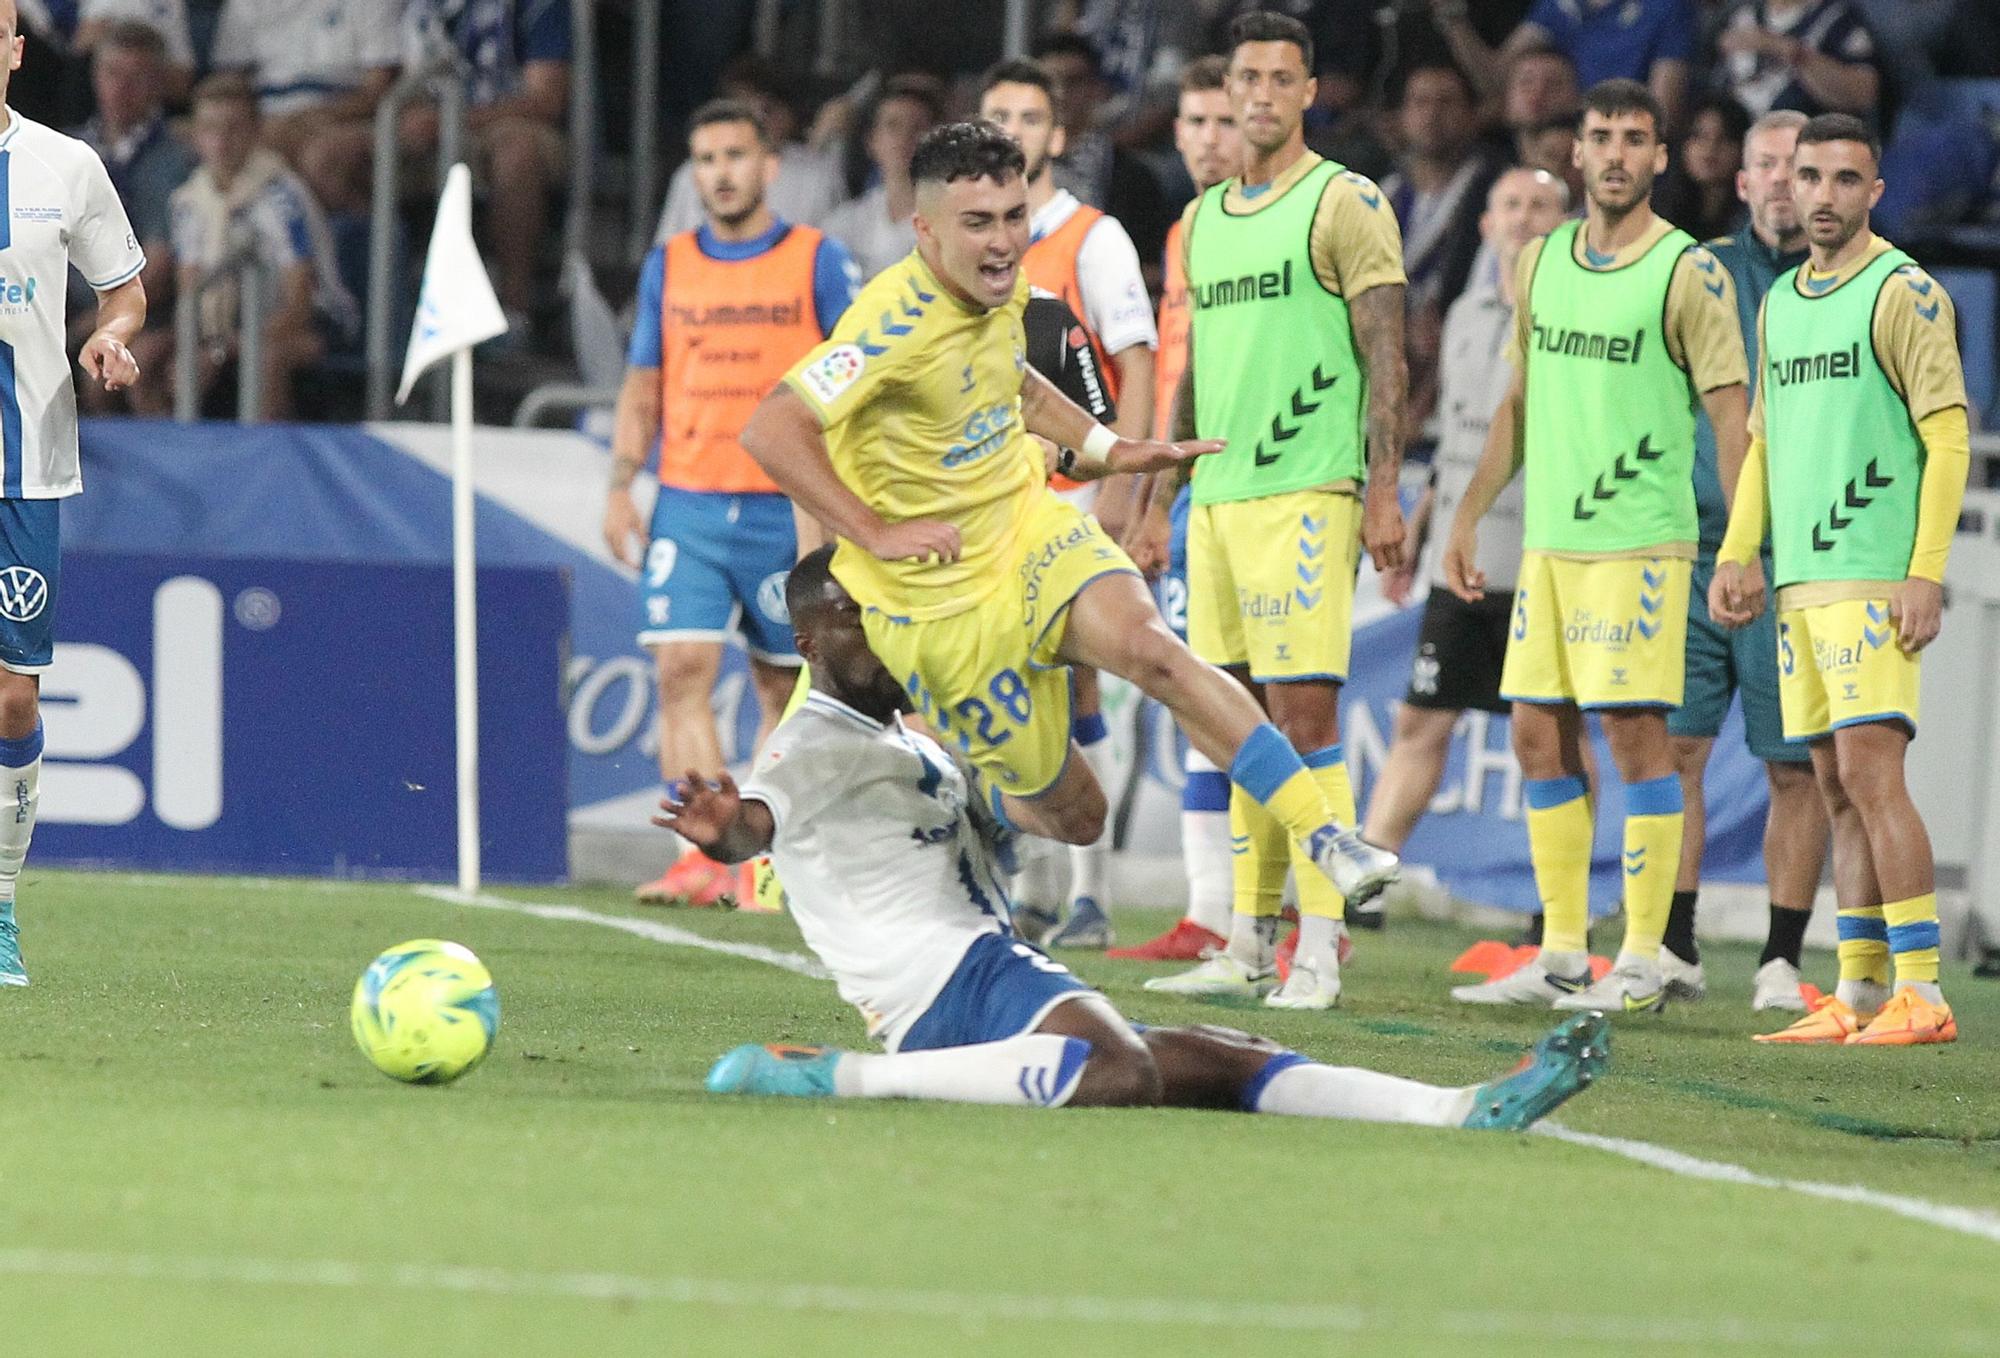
[655,58,844,243]
[979,58,1159,949]
[0,0,149,986]
[818,77,940,281]
[665,547,1607,1127]
[209,0,402,165]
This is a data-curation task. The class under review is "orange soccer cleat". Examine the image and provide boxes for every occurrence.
[635,851,735,908]
[1844,988,1958,1046]
[1106,918,1224,962]
[1753,995,1865,1044]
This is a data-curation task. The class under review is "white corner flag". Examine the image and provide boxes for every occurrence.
[400,162,507,895]
[397,162,507,404]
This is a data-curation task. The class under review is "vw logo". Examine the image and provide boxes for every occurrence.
[758,571,790,624]
[0,566,47,622]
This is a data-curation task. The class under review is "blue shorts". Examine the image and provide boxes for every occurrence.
[1670,557,1806,764]
[1155,484,1192,641]
[0,499,59,674]
[896,930,1095,1053]
[639,487,799,662]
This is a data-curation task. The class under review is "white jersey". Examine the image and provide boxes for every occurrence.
[741,692,1014,1049]
[0,112,144,500]
[1029,189,1157,356]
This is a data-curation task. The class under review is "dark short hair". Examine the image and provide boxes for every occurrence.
[1578,78,1664,137]
[1689,91,1752,147]
[688,97,771,149]
[875,75,945,130]
[96,18,169,61]
[981,57,1056,111]
[1510,42,1577,77]
[1179,54,1229,96]
[1228,10,1314,75]
[1032,32,1103,78]
[1396,61,1474,107]
[785,545,840,624]
[191,72,258,115]
[1798,111,1880,163]
[910,120,1027,190]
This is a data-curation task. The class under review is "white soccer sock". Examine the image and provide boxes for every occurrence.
[1224,912,1278,970]
[1251,1055,1473,1127]
[1067,721,1118,907]
[834,1033,1093,1107]
[1181,750,1232,936]
[0,721,42,900]
[1538,948,1588,979]
[1296,912,1346,971]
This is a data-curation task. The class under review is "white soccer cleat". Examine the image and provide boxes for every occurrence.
[1264,955,1341,1010]
[1307,827,1399,909]
[1660,947,1706,1001]
[1450,962,1588,1006]
[1144,953,1275,997]
[1750,958,1808,1012]
[1552,961,1668,1016]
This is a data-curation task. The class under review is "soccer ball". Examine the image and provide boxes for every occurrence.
[349,939,500,1084]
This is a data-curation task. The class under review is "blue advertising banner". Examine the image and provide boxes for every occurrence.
[37,553,570,882]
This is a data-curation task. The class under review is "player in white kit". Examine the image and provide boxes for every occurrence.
[0,0,149,987]
[662,548,1607,1126]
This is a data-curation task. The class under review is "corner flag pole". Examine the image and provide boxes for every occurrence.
[396,163,508,896]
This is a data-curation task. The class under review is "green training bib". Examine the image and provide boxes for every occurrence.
[1186,159,1367,505]
[1762,247,1925,589]
[1522,218,1700,553]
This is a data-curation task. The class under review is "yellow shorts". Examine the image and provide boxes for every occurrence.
[1776,598,1919,741]
[862,491,1137,797]
[1186,489,1361,683]
[1499,552,1689,709]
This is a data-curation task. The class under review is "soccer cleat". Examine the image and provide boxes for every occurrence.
[1046,897,1113,949]
[1013,904,1061,946]
[1751,958,1808,1013]
[1660,947,1706,1001]
[1845,987,1958,1046]
[1552,963,1667,1015]
[1144,953,1275,997]
[705,1043,840,1097]
[1753,996,1863,1044]
[1106,918,1224,962]
[635,851,734,908]
[1264,955,1340,1009]
[1462,1011,1610,1130]
[1306,826,1399,909]
[1450,962,1587,1006]
[1345,893,1386,931]
[0,899,25,987]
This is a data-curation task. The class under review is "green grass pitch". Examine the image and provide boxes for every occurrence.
[4,869,1997,1356]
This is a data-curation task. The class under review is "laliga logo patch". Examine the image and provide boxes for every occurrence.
[800,344,865,404]
[758,571,790,624]
[0,566,47,622]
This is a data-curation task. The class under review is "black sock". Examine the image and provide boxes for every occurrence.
[1663,890,1699,963]
[1760,904,1811,968]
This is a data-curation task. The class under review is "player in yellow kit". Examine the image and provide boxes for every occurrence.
[741,121,1399,910]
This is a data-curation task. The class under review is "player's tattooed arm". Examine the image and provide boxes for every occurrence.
[1441,368,1526,602]
[1348,282,1410,572]
[604,367,662,567]
[653,770,774,864]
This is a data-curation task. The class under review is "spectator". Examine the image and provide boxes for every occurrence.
[1503,43,1581,157]
[400,0,571,338]
[1657,91,1750,240]
[71,20,191,412]
[1033,32,1173,270]
[210,0,402,167]
[164,75,359,420]
[1432,0,1698,134]
[1711,0,1880,120]
[819,77,942,281]
[1049,0,1207,149]
[1520,110,1585,207]
[74,0,194,101]
[657,57,846,241]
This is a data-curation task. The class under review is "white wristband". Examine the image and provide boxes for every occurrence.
[1077,422,1119,469]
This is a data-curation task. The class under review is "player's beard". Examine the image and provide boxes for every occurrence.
[709,184,764,231]
[1810,205,1864,254]
[1024,150,1050,187]
[1588,166,1652,220]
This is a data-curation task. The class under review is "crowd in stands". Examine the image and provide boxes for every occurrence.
[8,0,1996,426]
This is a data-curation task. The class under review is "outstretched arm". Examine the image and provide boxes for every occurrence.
[652,770,775,864]
[1021,366,1223,479]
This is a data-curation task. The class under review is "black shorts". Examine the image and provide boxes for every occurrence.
[1403,587,1513,715]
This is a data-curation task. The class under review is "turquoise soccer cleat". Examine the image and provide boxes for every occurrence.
[705,1043,840,1098]
[1462,1011,1609,1131]
[0,899,26,987]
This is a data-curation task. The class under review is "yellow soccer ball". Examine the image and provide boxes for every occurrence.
[350,939,500,1084]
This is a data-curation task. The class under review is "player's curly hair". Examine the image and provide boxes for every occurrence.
[909,121,1027,190]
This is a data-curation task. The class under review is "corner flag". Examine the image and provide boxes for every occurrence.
[397,163,507,404]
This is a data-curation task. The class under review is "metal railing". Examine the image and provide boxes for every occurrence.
[364,48,466,422]
[627,0,663,260]
[174,238,272,424]
[564,0,598,267]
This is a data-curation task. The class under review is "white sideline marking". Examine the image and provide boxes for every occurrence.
[3,1247,1993,1349]
[412,886,829,980]
[1535,1123,2000,1244]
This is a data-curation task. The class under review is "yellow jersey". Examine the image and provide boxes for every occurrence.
[784,250,1041,621]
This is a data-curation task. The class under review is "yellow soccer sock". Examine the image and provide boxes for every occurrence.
[1523,775,1593,957]
[1882,893,1941,985]
[1835,904,1891,985]
[1228,788,1287,919]
[1288,744,1355,921]
[1618,775,1684,960]
[1227,723,1342,854]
